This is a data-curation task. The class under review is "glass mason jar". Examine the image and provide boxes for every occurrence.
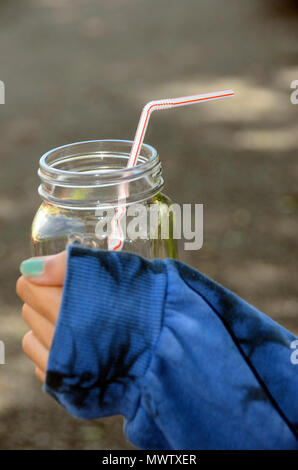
[32,140,178,259]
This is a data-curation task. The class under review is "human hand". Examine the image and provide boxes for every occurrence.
[16,251,67,383]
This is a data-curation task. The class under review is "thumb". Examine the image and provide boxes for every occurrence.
[19,251,67,286]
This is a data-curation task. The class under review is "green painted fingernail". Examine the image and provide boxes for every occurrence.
[20,259,45,278]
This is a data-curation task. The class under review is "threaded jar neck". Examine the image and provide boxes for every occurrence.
[38,140,164,209]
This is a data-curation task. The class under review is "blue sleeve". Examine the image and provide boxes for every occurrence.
[45,245,298,450]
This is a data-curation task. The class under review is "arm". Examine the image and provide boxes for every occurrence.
[17,246,298,449]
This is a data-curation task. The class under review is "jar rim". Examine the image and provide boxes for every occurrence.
[40,139,158,179]
[38,139,164,208]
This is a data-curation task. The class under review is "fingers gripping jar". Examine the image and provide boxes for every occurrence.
[32,140,178,259]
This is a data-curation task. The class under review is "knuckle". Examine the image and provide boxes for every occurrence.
[21,304,28,321]
[16,276,24,298]
[17,276,33,302]
[22,331,32,354]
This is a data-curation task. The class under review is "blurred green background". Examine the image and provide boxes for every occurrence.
[0,0,297,449]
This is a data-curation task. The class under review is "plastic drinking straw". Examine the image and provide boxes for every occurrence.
[108,89,235,251]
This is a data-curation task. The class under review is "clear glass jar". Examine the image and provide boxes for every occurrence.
[32,140,178,259]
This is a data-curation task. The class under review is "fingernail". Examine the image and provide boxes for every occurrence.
[20,259,45,278]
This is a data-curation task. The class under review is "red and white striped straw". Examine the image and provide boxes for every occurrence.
[108,89,234,251]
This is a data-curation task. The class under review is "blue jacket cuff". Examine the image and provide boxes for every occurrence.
[44,245,167,420]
